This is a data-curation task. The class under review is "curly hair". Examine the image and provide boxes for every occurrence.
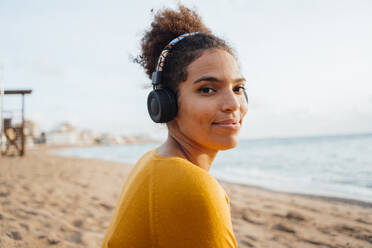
[135,5,235,92]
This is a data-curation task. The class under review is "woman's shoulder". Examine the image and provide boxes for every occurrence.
[149,150,236,247]
[148,150,226,203]
[151,149,217,183]
[131,149,227,203]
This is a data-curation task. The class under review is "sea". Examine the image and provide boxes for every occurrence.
[54,133,372,203]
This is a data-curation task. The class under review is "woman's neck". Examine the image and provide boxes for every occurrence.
[157,133,218,172]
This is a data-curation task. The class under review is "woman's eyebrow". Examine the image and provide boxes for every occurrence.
[235,77,246,83]
[193,76,246,84]
[194,76,221,84]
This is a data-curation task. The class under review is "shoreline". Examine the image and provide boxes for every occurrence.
[1,146,371,247]
[218,179,372,209]
[48,144,372,209]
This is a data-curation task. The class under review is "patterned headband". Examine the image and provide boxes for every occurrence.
[155,32,200,72]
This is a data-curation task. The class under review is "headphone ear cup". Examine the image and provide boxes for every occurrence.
[147,88,178,123]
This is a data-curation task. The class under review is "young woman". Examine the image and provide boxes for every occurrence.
[102,5,248,248]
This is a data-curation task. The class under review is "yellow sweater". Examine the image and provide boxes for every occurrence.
[101,149,237,248]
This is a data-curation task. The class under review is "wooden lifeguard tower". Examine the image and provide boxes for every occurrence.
[0,89,32,156]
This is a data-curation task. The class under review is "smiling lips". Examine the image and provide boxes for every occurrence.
[212,119,241,131]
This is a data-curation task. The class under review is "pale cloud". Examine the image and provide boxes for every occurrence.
[31,57,65,79]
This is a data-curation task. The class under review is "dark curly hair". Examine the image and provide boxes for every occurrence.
[135,5,235,92]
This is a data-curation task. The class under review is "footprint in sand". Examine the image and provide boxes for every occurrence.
[272,223,296,234]
[22,184,30,191]
[242,213,265,226]
[239,239,255,247]
[0,185,11,197]
[7,231,22,241]
[99,202,114,211]
[244,234,257,242]
[355,218,372,225]
[285,211,306,222]
[42,233,60,245]
[317,226,337,237]
[66,231,83,244]
[60,208,68,214]
[334,224,372,245]
[19,223,29,231]
[72,219,84,228]
[273,211,306,222]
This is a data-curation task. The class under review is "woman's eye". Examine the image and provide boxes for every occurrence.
[198,87,215,94]
[234,86,246,93]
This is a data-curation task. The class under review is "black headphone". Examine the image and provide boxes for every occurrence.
[147,73,178,123]
[147,32,248,123]
[147,33,199,123]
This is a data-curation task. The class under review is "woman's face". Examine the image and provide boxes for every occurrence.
[172,48,248,151]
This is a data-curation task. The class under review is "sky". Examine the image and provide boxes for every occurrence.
[1,0,372,139]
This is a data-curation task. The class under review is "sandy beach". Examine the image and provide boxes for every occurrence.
[1,146,372,248]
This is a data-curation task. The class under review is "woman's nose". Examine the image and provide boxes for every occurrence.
[221,89,240,112]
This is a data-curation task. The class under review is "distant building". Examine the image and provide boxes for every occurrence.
[23,119,43,146]
[80,130,95,145]
[46,123,81,145]
[40,122,156,146]
[97,133,122,145]
[24,119,41,138]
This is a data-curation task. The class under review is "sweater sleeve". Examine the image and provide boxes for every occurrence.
[151,160,237,248]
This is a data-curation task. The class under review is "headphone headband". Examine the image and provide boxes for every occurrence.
[152,32,199,88]
[155,32,200,72]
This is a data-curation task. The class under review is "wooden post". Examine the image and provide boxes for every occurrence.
[0,66,4,154]
[20,93,25,156]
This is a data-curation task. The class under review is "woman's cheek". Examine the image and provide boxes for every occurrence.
[240,99,248,117]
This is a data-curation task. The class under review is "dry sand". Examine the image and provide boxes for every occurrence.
[0,145,372,248]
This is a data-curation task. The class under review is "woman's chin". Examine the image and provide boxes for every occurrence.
[210,136,239,151]
[218,143,238,151]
